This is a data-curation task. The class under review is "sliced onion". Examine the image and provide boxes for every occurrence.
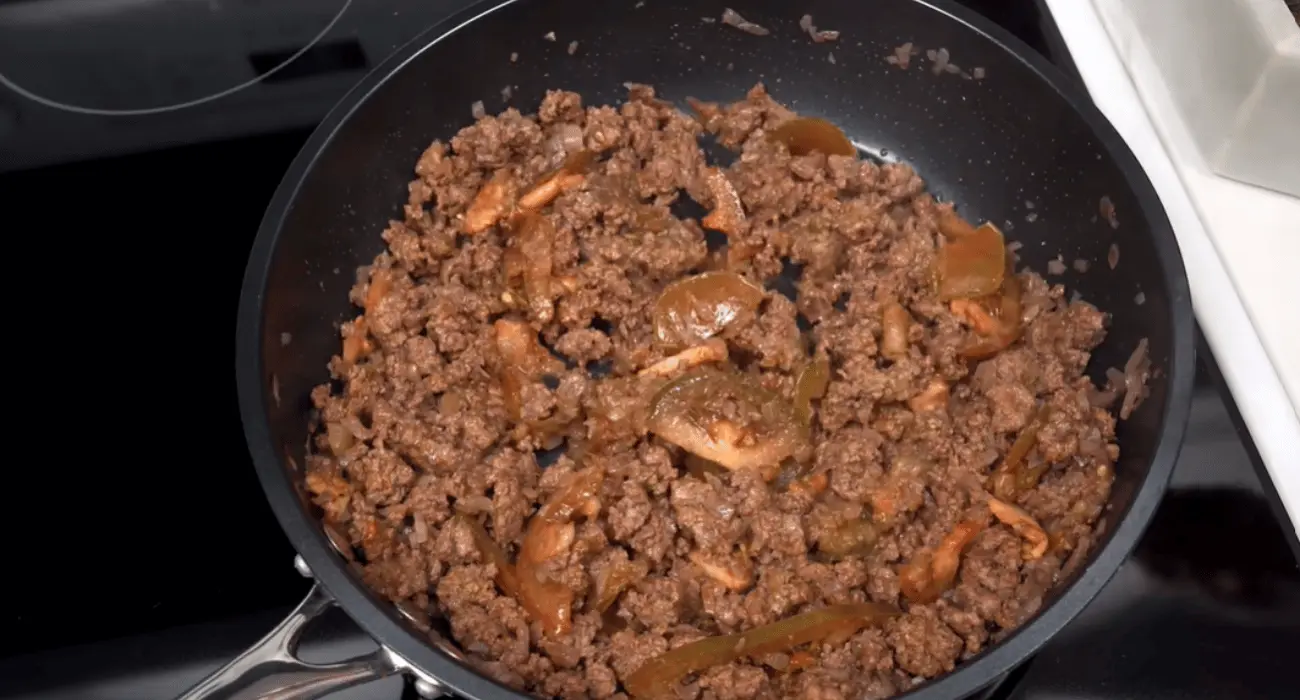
[507,212,557,322]
[592,558,649,613]
[988,497,1048,560]
[497,366,528,423]
[639,338,729,378]
[881,301,911,360]
[899,520,985,604]
[538,468,604,522]
[701,169,747,236]
[792,356,832,428]
[494,318,563,378]
[1005,406,1047,468]
[907,379,950,414]
[465,170,515,234]
[937,221,1005,300]
[689,551,753,590]
[520,518,576,564]
[494,321,560,421]
[897,552,934,605]
[457,514,520,597]
[624,603,898,698]
[949,298,1002,337]
[990,405,1050,501]
[957,267,1023,359]
[767,117,856,157]
[930,520,985,594]
[519,150,594,210]
[1015,460,1050,498]
[515,559,575,637]
[545,124,585,166]
[326,421,355,456]
[648,369,804,473]
[512,467,603,637]
[653,271,765,348]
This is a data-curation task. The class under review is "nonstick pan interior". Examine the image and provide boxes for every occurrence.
[238,0,1193,698]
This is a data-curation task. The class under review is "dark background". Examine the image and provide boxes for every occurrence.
[0,129,310,655]
[0,1,1296,699]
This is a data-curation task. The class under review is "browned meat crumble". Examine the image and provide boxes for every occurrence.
[305,84,1124,700]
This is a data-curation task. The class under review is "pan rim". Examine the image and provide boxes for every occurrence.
[235,0,1195,698]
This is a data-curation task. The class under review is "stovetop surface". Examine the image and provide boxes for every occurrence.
[0,1,1295,699]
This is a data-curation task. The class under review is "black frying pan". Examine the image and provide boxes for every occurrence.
[214,0,1194,698]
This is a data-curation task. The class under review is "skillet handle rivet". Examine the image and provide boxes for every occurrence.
[294,555,313,578]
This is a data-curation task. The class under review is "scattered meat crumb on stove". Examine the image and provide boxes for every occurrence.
[567,40,579,55]
[501,85,513,102]
[1108,242,1120,269]
[280,332,292,346]
[470,100,485,119]
[1047,256,1067,275]
[1025,211,1039,223]
[721,7,770,35]
[828,51,836,64]
[1100,195,1119,228]
[1025,200,1035,209]
[702,16,717,24]
[973,66,986,79]
[799,13,840,42]
[1073,258,1090,273]
[1134,291,1146,306]
[543,31,556,41]
[510,52,519,63]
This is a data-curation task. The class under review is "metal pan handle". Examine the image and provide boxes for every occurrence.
[176,583,397,700]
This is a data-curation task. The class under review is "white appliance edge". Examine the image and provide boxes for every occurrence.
[1041,0,1299,534]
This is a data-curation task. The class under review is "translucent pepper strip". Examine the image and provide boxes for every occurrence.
[624,602,898,698]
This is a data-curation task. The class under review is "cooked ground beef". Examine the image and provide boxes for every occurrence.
[305,84,1120,700]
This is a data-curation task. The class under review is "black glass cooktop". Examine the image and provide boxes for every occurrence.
[0,1,1294,699]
